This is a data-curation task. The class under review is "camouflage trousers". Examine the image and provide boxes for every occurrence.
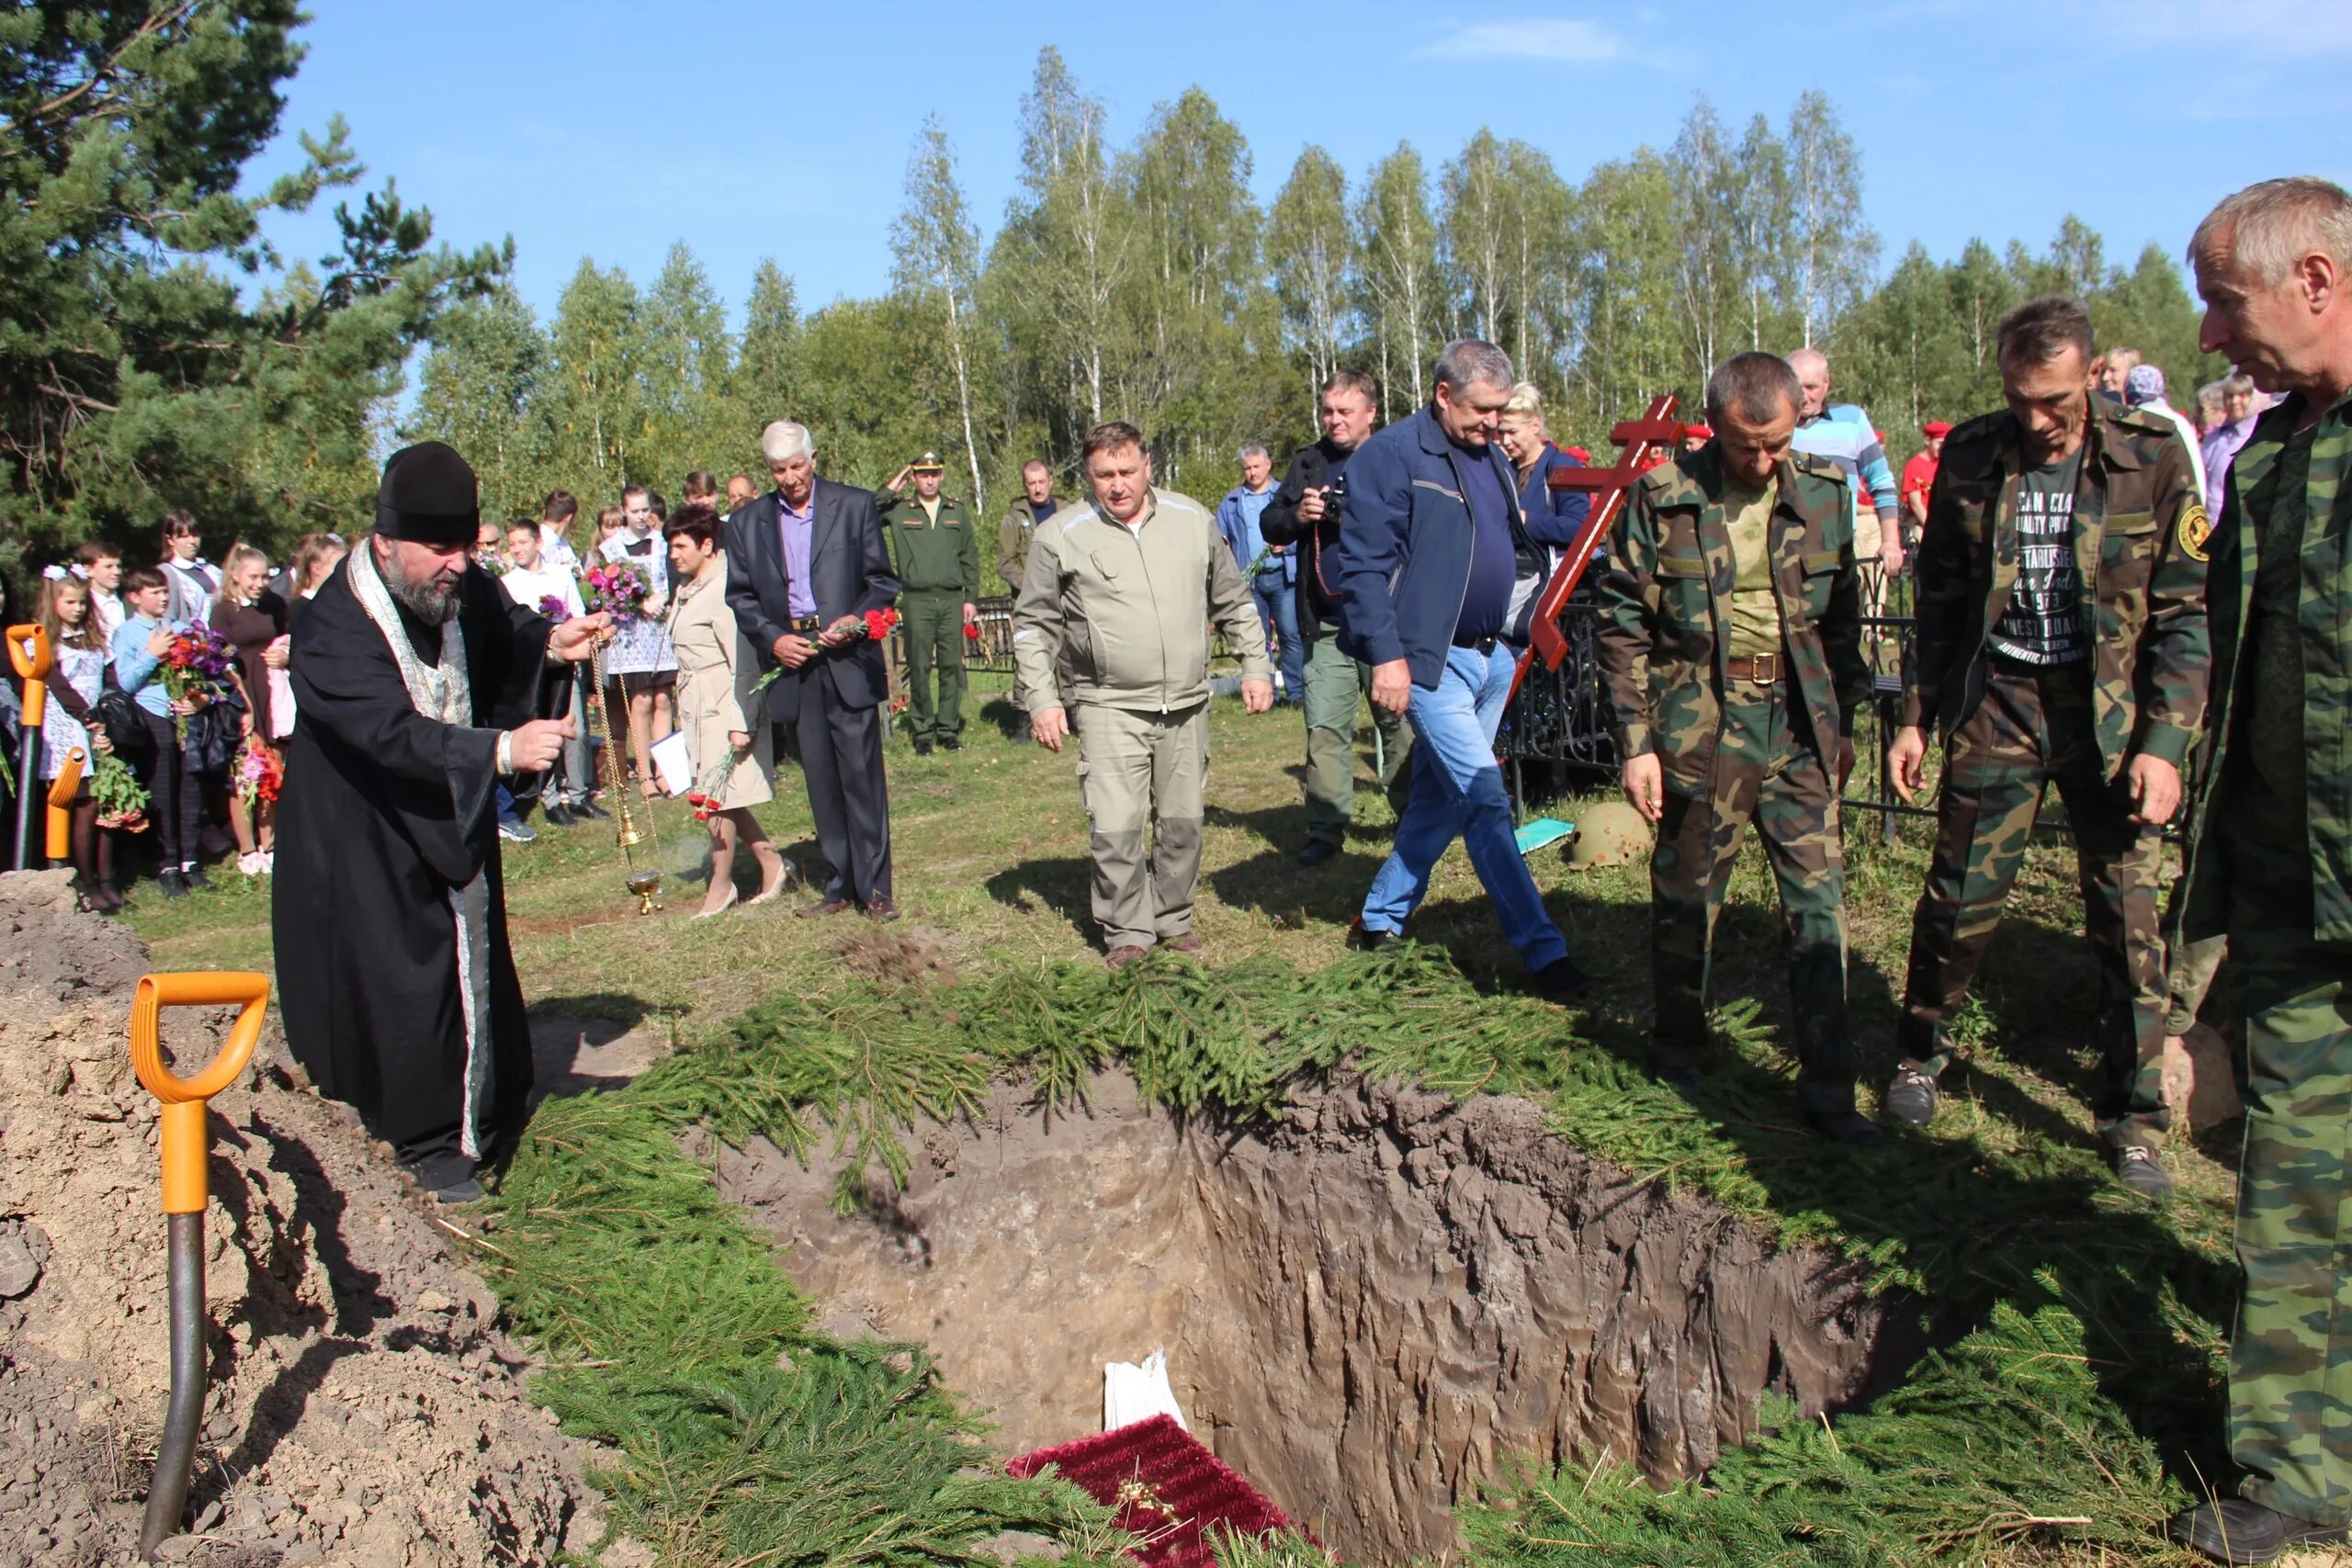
[2222,817,2352,1528]
[1898,662,2170,1145]
[1651,681,1858,1111]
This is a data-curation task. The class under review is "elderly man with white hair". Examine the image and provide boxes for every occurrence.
[723,420,904,919]
[2164,174,2352,1567]
[1786,347,1904,578]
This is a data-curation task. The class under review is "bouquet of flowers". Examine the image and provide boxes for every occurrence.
[235,735,283,808]
[537,594,573,626]
[581,561,650,621]
[90,747,150,830]
[161,626,237,743]
[750,607,904,699]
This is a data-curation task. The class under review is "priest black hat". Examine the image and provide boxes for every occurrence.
[375,441,481,546]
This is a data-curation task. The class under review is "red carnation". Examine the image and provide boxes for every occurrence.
[863,607,899,640]
[963,622,980,639]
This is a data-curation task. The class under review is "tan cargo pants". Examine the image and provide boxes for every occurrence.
[1073,700,1206,952]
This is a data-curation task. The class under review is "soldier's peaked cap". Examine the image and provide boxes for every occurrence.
[375,441,481,546]
[910,451,945,472]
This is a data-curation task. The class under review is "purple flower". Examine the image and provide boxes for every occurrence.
[538,594,572,625]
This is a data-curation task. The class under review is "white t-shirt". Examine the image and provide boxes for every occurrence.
[501,560,586,621]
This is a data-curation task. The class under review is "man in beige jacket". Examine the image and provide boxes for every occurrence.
[1014,421,1274,964]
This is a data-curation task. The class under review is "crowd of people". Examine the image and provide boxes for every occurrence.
[8,172,2346,1567]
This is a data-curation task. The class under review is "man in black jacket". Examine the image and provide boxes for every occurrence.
[724,419,904,919]
[1261,369,1414,866]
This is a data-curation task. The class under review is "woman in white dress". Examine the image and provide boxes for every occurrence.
[37,570,118,911]
[598,491,680,796]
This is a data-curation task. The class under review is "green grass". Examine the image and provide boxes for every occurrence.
[121,671,2246,1564]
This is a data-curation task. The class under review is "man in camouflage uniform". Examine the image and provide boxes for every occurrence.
[1595,352,1880,1145]
[2161,177,2352,1567]
[878,451,981,754]
[1887,296,2209,1198]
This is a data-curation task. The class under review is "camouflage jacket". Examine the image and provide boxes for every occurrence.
[1900,400,2209,776]
[1594,445,1871,789]
[2179,388,2352,942]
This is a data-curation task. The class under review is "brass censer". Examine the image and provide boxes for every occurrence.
[585,637,663,914]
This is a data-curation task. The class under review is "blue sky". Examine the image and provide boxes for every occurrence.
[248,0,2352,327]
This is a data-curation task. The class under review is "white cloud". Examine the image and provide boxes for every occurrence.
[1419,18,1644,63]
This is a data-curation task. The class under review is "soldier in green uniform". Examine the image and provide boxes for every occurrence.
[1594,352,1880,1145]
[878,451,980,754]
[2161,176,2352,1568]
[1887,296,2209,1197]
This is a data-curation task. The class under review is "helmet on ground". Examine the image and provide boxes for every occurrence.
[1566,801,1653,870]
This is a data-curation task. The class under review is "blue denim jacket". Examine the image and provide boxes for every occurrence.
[1332,404,1544,688]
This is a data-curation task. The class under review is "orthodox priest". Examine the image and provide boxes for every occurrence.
[273,442,608,1201]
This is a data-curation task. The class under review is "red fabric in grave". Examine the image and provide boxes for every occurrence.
[1007,1415,1309,1568]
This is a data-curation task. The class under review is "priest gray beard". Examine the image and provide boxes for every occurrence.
[375,539,464,625]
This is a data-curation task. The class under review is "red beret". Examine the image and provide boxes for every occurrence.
[1563,446,1592,463]
[1922,421,1953,437]
[1684,423,1713,440]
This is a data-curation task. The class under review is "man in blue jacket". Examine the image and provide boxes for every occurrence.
[1216,444,1302,705]
[1334,339,1586,995]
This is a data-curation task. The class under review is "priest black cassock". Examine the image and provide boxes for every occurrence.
[273,443,606,1201]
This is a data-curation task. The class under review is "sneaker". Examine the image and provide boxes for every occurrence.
[1884,1064,1939,1126]
[2116,1145,2175,1200]
[1295,840,1340,867]
[1530,955,1590,998]
[2166,1497,2348,1563]
[430,1176,486,1205]
[1345,918,1404,953]
[498,818,537,844]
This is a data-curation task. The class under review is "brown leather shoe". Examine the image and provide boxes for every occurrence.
[795,897,854,919]
[1104,944,1149,968]
[865,896,901,922]
[1162,931,1204,953]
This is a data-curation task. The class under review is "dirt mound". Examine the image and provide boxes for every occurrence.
[727,1071,1893,1566]
[0,871,601,1566]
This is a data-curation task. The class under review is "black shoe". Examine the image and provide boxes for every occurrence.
[542,801,578,828]
[939,736,961,751]
[573,799,611,821]
[1806,1107,1885,1146]
[430,1176,486,1205]
[1295,840,1340,867]
[154,869,189,900]
[1345,918,1403,953]
[2167,1498,2349,1563]
[912,739,934,756]
[1884,1063,1940,1126]
[182,864,211,890]
[1530,955,1590,998]
[2116,1145,2176,1200]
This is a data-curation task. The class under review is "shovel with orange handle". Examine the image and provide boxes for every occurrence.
[46,747,83,862]
[7,623,51,869]
[130,971,271,1561]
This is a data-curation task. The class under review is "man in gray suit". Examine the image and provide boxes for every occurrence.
[724,420,904,919]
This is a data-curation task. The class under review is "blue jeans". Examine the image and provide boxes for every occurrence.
[1252,580,1305,704]
[1361,643,1568,969]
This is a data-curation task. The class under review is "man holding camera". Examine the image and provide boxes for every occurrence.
[1261,368,1415,866]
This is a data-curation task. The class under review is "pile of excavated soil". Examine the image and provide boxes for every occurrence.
[728,1071,1895,1566]
[0,872,602,1566]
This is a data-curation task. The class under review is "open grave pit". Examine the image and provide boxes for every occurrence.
[716,1070,1897,1564]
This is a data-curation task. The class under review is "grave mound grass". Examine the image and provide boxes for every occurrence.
[478,946,2234,1565]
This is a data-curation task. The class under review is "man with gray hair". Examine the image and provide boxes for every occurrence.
[1333,338,1586,995]
[1595,352,1878,1141]
[2163,174,2352,1567]
[1216,441,1300,704]
[1787,347,1904,578]
[724,418,903,919]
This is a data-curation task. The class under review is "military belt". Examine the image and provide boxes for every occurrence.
[1724,652,1784,685]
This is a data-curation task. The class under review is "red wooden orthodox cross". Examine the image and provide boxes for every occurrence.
[1510,393,1682,699]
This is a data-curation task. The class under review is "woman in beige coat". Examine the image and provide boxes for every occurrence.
[660,505,790,917]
